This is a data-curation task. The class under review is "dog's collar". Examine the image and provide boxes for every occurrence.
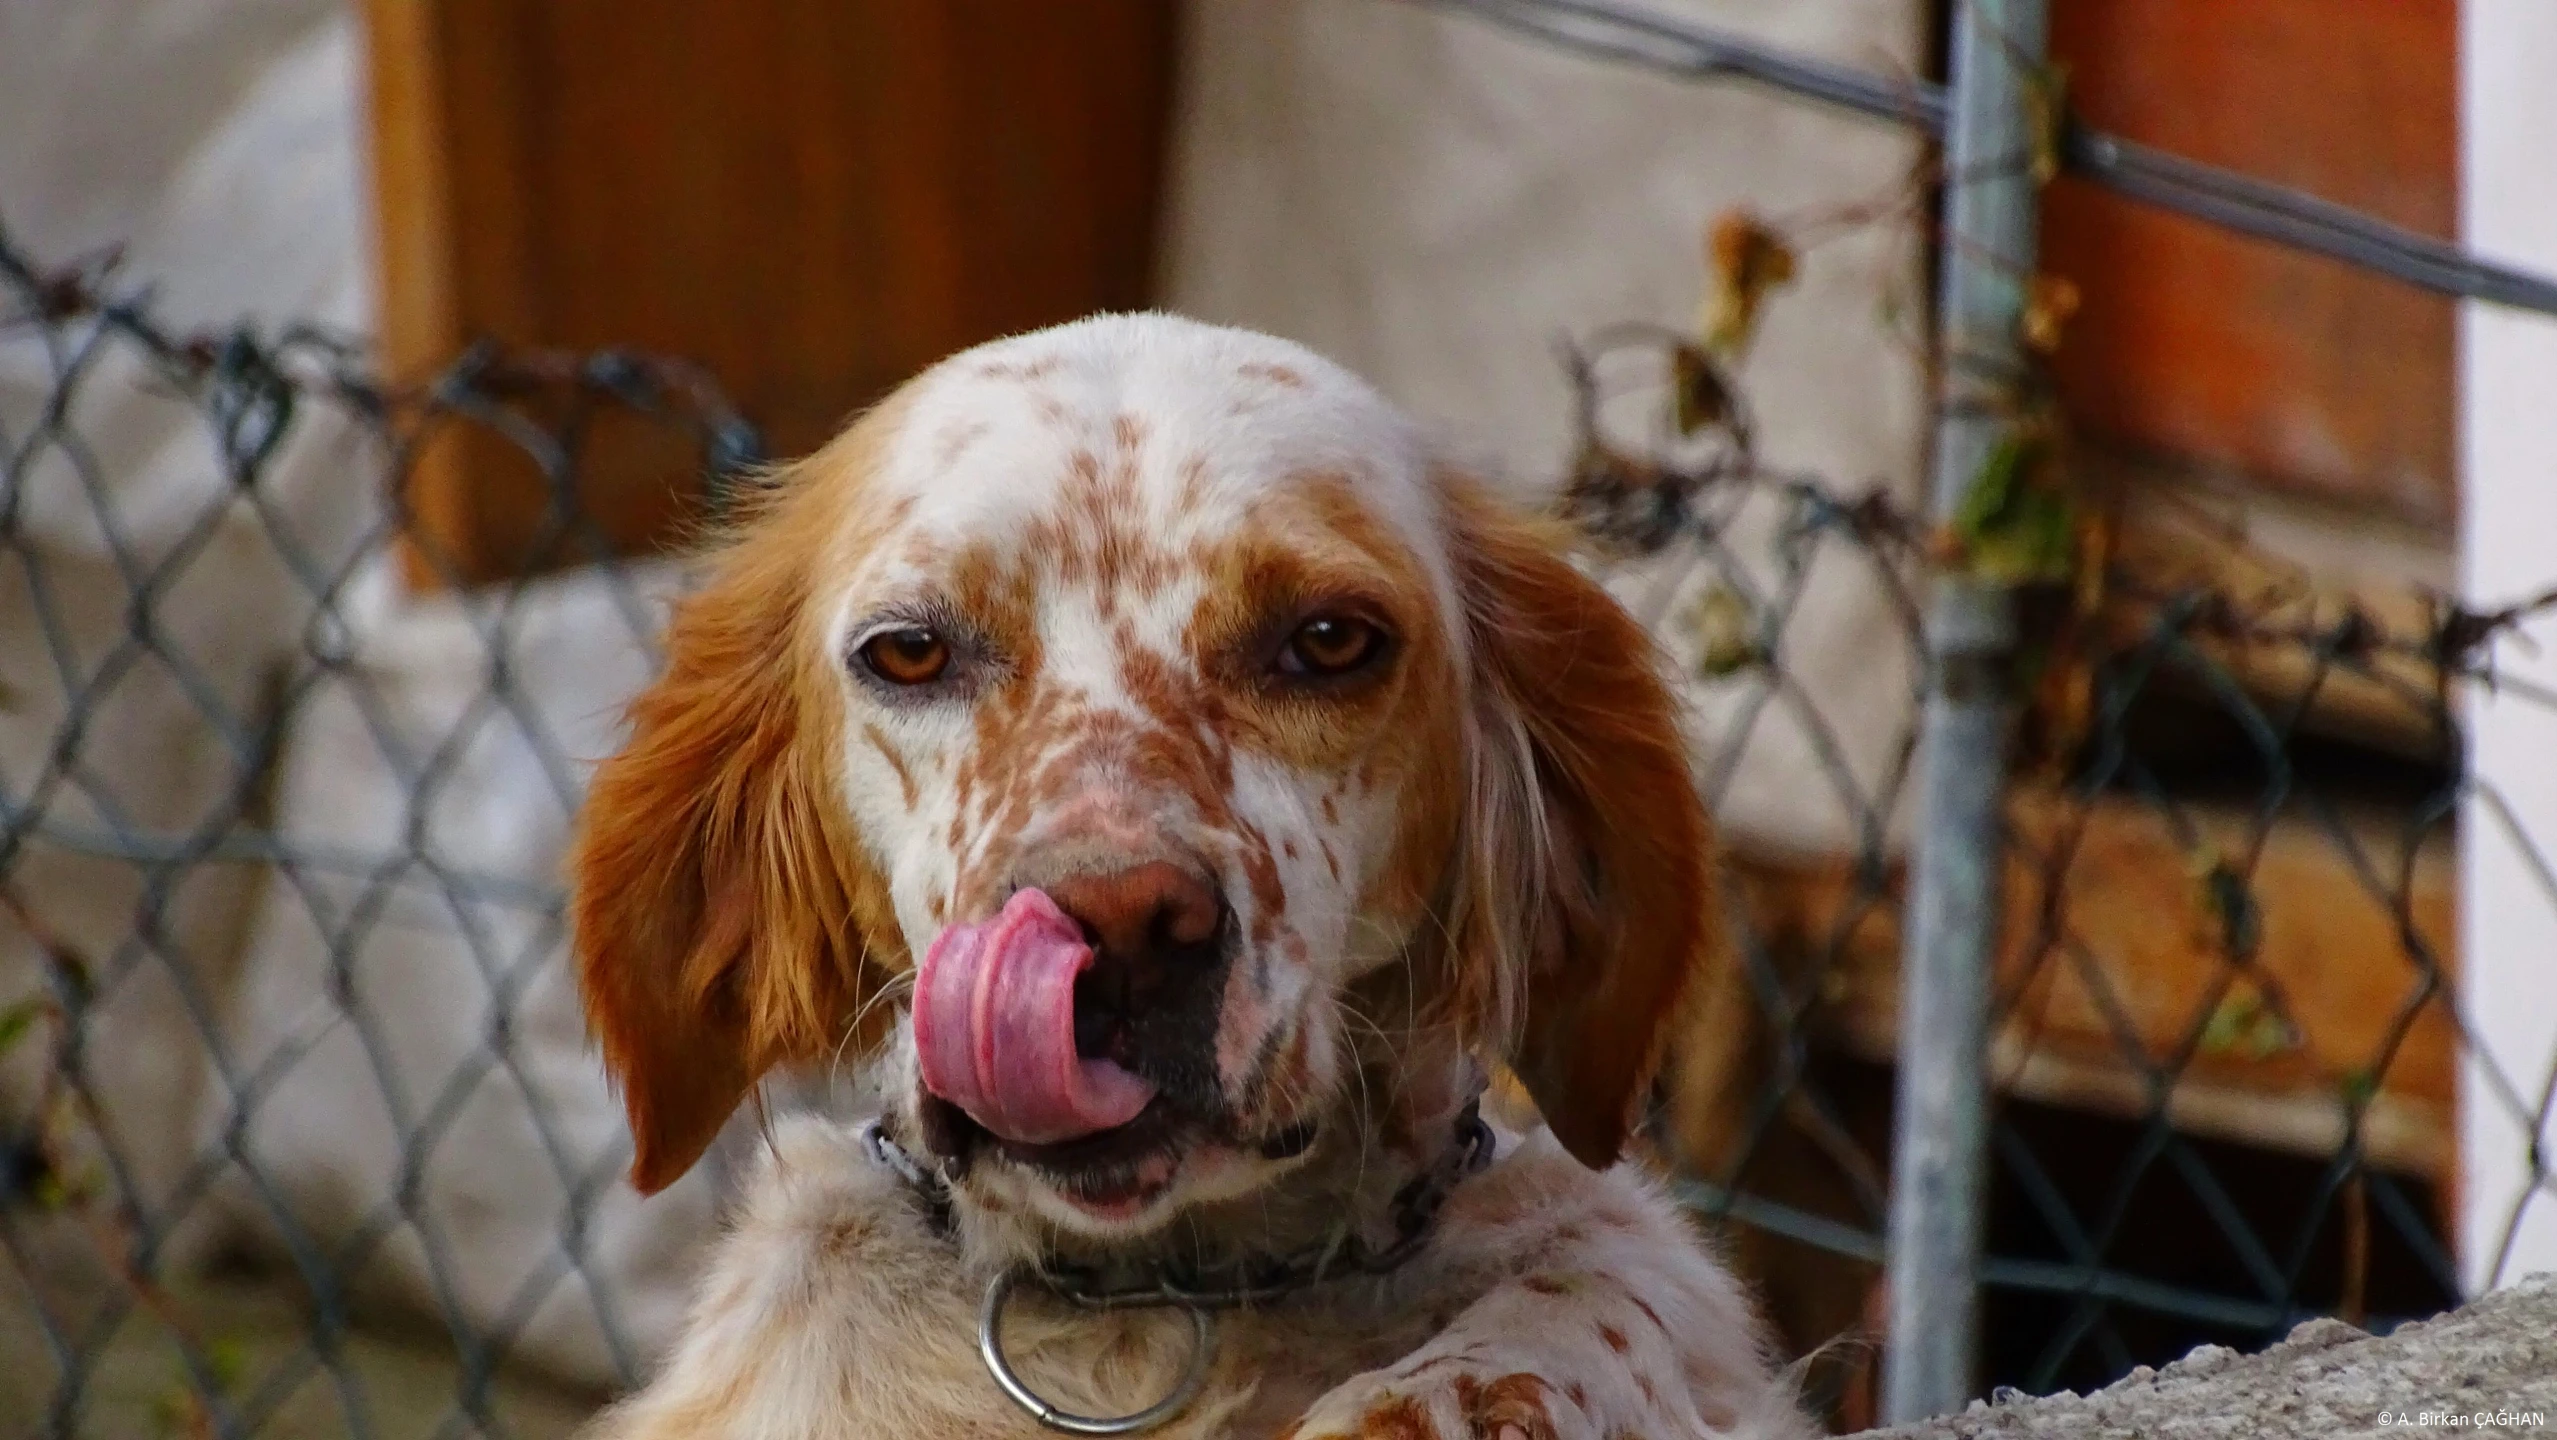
[861,1099,1497,1307]
[865,1102,1495,1435]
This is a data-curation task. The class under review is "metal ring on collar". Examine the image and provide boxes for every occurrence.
[978,1267,1216,1435]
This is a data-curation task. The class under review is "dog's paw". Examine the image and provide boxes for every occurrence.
[1289,1357,1596,1440]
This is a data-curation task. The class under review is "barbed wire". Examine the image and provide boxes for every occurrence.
[2,222,760,1439]
[1421,0,2557,316]
[5,4,2557,1415]
[1563,174,2556,1409]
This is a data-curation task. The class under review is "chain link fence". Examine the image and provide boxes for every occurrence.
[1,230,760,1438]
[7,2,2557,1436]
[1452,0,2557,1425]
[1578,306,2549,1418]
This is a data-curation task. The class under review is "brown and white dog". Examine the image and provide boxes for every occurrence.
[568,315,1804,1439]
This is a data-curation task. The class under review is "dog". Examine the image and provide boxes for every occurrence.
[567,315,1804,1439]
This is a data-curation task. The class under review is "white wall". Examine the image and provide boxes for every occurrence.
[2458,0,2557,1294]
[1160,0,1934,861]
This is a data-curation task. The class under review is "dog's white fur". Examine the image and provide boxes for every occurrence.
[570,316,1805,1439]
[591,1111,1795,1440]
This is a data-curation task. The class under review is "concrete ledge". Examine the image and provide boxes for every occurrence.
[1857,1273,2557,1438]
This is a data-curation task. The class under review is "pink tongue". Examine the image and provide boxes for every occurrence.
[913,887,1158,1145]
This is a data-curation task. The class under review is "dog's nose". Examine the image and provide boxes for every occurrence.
[1044,862,1223,1061]
[1044,861,1221,963]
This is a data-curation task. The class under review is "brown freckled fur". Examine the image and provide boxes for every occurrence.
[1352,1395,1439,1440]
[862,724,919,811]
[933,420,990,468]
[934,469,1475,942]
[1174,453,1212,515]
[1459,1374,1558,1440]
[569,328,1789,1440]
[1281,1025,1314,1096]
[898,535,945,573]
[1238,361,1307,388]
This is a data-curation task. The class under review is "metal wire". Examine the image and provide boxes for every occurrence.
[1570,323,2557,1413]
[5,0,2557,1414]
[1424,0,2557,316]
[1,225,758,1439]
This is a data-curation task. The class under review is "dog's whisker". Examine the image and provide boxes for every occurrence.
[830,971,915,1086]
[1326,992,1396,1205]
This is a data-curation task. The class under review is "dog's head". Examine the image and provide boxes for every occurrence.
[571,316,1711,1238]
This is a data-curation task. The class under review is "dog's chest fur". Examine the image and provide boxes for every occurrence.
[593,1115,1665,1440]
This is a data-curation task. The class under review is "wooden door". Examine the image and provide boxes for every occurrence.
[2042,0,2458,533]
[364,0,1179,583]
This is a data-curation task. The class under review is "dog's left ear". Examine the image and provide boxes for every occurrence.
[1437,471,1716,1169]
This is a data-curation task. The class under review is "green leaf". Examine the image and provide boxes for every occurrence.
[2243,1009,2301,1061]
[1683,583,1764,677]
[2339,1068,2380,1108]
[2199,990,2299,1061]
[2199,994,2254,1057]
[204,1335,251,1392]
[1952,432,2076,585]
[2024,62,2071,185]
[0,996,42,1058]
[1954,433,2023,530]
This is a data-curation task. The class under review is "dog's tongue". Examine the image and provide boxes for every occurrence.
[913,887,1157,1145]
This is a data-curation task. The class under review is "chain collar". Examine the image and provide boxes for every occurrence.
[862,1098,1497,1311]
[863,1115,959,1229]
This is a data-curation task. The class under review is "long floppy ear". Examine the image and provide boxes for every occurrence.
[568,481,899,1195]
[1439,472,1715,1169]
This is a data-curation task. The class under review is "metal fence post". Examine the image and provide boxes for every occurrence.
[1882,0,2046,1423]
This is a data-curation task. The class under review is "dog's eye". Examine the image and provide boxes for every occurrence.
[1278,616,1386,678]
[859,627,951,686]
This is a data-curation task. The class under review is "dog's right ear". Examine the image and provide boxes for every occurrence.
[569,472,901,1196]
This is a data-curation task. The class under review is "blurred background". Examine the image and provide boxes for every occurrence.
[2,0,2553,1435]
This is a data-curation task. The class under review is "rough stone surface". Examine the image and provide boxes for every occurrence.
[1855,1274,2557,1438]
